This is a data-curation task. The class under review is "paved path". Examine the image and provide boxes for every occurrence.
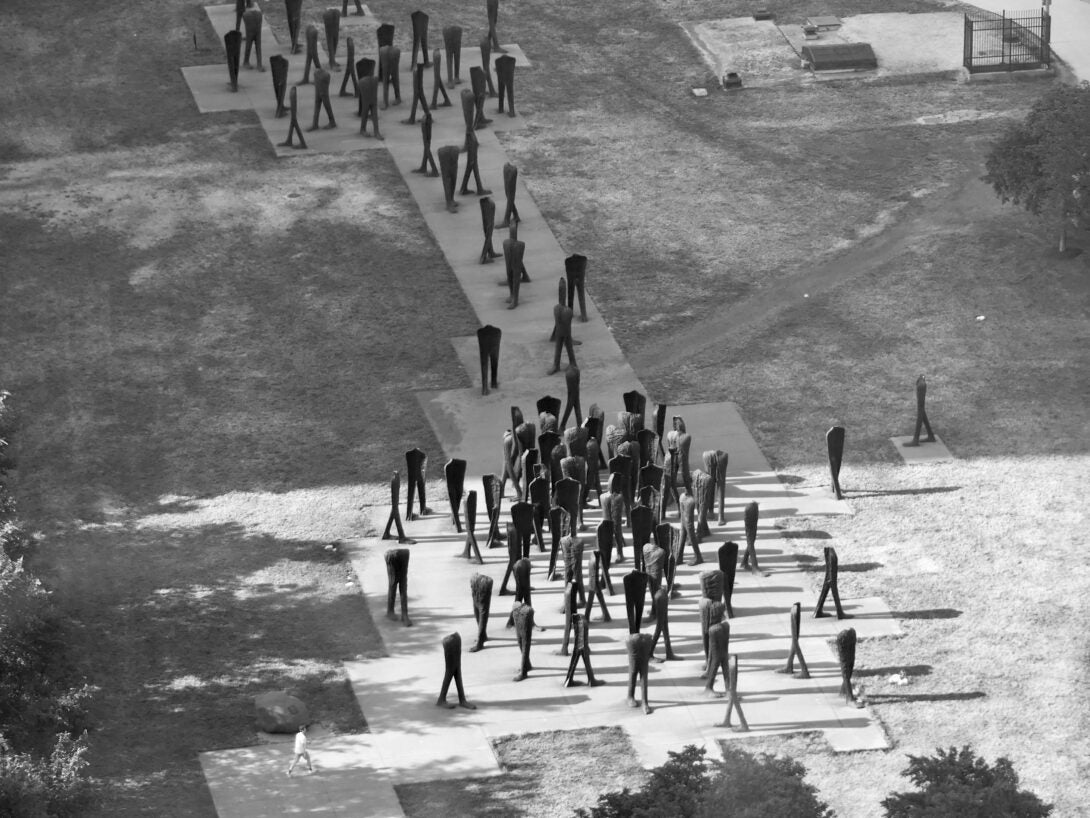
[189,6,910,815]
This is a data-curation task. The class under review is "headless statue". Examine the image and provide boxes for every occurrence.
[384,548,412,625]
[625,633,654,714]
[414,110,437,173]
[358,75,382,139]
[279,85,308,149]
[242,5,264,71]
[469,573,493,652]
[301,24,321,84]
[308,68,336,130]
[495,54,516,116]
[479,197,501,263]
[437,145,460,213]
[322,8,341,69]
[436,632,476,708]
[499,162,520,227]
[904,374,936,447]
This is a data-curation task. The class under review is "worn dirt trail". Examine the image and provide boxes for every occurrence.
[630,167,1003,380]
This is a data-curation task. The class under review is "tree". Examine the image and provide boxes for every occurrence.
[576,744,831,818]
[882,745,1052,818]
[983,82,1090,252]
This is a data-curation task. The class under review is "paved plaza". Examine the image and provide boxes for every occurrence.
[187,2,1088,814]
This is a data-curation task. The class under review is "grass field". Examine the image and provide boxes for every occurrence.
[1,0,1088,814]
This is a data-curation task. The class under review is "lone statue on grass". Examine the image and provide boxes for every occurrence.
[904,374,936,447]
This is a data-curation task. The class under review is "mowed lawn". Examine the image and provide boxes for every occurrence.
[1,0,1088,815]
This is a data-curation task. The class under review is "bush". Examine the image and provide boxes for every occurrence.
[882,746,1052,818]
[576,744,832,818]
[0,732,97,817]
[0,554,95,753]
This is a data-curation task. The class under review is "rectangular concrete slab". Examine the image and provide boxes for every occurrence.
[681,18,801,88]
[891,434,954,464]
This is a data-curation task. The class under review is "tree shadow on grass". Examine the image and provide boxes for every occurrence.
[856,664,933,678]
[865,691,986,704]
[844,486,961,499]
[33,521,382,816]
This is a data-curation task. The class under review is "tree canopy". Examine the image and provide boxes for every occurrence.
[882,745,1052,818]
[983,81,1090,251]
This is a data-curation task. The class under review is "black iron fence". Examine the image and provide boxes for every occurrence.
[963,9,1051,73]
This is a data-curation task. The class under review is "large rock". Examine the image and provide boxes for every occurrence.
[254,691,309,733]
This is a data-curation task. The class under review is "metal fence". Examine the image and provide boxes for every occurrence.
[963,9,1051,73]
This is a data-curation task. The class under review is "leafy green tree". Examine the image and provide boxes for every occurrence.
[0,732,97,817]
[983,82,1090,252]
[882,746,1052,818]
[576,744,831,818]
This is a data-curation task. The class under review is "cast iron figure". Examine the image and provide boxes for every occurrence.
[495,54,516,116]
[436,633,476,708]
[560,364,582,428]
[438,145,460,213]
[776,602,811,678]
[403,61,430,125]
[548,293,577,375]
[414,110,436,172]
[477,325,501,395]
[512,602,534,681]
[301,25,320,84]
[410,10,431,68]
[444,458,467,532]
[720,655,749,731]
[563,613,604,687]
[285,0,303,54]
[827,425,845,500]
[430,47,451,107]
[242,5,264,71]
[470,66,491,128]
[469,573,493,651]
[225,30,242,92]
[596,519,617,595]
[380,470,412,543]
[358,75,381,138]
[486,0,505,52]
[717,542,738,618]
[480,34,497,96]
[443,25,462,85]
[814,546,850,619]
[836,627,859,705]
[499,162,520,227]
[459,125,491,196]
[650,587,678,662]
[623,570,648,635]
[904,374,936,447]
[339,37,359,97]
[459,491,484,564]
[479,197,501,262]
[677,488,703,565]
[740,501,763,574]
[625,633,654,714]
[308,68,336,130]
[703,621,731,697]
[379,45,401,108]
[404,448,432,520]
[564,254,588,322]
[322,8,341,68]
[384,547,412,626]
[503,234,526,308]
[271,55,289,117]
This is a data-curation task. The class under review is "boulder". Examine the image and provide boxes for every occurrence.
[254,691,309,733]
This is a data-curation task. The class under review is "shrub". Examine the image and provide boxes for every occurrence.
[882,746,1052,818]
[0,732,97,817]
[576,744,832,818]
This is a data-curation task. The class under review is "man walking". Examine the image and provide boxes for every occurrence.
[287,725,314,776]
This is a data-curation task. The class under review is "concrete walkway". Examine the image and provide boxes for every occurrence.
[189,6,909,815]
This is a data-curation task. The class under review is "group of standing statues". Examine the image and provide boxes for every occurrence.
[377,387,881,721]
[222,0,520,157]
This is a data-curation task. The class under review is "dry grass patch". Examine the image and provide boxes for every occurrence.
[396,727,648,818]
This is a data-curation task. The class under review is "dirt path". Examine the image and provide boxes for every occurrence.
[630,166,1002,379]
